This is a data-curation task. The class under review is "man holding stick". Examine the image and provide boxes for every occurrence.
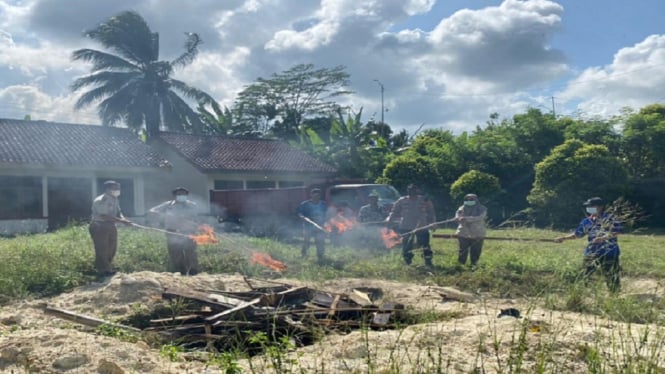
[297,188,327,264]
[555,197,622,292]
[387,184,436,267]
[149,187,200,275]
[89,180,133,276]
[455,194,487,270]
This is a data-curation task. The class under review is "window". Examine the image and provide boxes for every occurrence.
[214,180,244,190]
[0,176,43,219]
[279,181,304,188]
[246,180,276,189]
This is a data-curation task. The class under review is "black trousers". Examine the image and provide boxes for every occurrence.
[400,229,432,265]
[166,234,199,276]
[458,237,484,266]
[89,221,117,273]
[582,254,621,292]
[302,229,326,261]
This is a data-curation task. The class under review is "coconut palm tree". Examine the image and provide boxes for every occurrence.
[71,11,219,139]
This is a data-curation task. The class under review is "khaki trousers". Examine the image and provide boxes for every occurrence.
[89,221,117,273]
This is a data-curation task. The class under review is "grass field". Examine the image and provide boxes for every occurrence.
[1,224,664,324]
[1,225,665,373]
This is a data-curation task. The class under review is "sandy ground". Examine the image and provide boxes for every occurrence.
[0,271,663,373]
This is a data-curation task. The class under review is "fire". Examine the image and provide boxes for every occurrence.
[380,227,402,249]
[189,224,219,245]
[250,252,288,272]
[324,214,358,233]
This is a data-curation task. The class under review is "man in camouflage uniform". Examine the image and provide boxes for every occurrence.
[387,184,436,267]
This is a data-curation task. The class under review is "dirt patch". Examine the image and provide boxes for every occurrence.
[0,272,664,373]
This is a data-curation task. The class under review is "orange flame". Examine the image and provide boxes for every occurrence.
[324,214,358,233]
[250,252,288,272]
[380,227,402,249]
[189,224,219,245]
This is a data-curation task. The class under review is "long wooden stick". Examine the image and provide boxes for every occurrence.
[399,218,457,237]
[130,223,191,238]
[432,233,558,242]
[44,306,141,332]
[298,214,328,233]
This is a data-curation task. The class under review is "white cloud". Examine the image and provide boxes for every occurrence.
[560,34,665,118]
[0,84,98,124]
[8,0,654,135]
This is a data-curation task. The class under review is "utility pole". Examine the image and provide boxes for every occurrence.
[551,96,556,118]
[373,79,385,125]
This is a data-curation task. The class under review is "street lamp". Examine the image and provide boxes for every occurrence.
[373,79,384,125]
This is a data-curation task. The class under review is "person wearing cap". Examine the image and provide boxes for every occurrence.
[297,188,327,264]
[455,193,487,269]
[149,187,201,275]
[358,193,388,223]
[555,197,622,292]
[387,184,436,267]
[89,180,133,276]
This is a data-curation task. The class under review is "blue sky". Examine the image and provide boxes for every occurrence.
[1,0,664,134]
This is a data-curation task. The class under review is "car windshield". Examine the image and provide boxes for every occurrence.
[360,185,400,200]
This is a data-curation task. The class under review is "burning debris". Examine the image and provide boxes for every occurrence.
[188,224,219,245]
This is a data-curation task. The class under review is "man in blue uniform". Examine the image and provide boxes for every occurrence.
[297,188,327,264]
[555,197,622,292]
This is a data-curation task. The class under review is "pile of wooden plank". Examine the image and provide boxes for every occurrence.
[144,278,406,351]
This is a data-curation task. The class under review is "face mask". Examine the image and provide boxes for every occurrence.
[463,200,476,206]
[586,207,597,215]
[110,190,120,197]
[175,195,188,203]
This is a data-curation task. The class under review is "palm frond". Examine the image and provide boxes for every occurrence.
[72,72,141,109]
[71,71,140,92]
[71,48,139,72]
[84,11,158,65]
[162,90,205,133]
[169,79,220,112]
[171,32,201,69]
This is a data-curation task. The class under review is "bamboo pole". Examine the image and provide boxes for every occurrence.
[432,233,557,242]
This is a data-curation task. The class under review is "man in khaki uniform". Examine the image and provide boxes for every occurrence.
[89,180,132,276]
[150,187,200,275]
[455,193,487,269]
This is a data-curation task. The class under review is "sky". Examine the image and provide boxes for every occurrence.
[1,0,664,134]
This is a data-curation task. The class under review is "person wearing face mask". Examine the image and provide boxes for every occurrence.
[89,180,133,276]
[454,194,487,270]
[149,187,200,275]
[555,197,622,292]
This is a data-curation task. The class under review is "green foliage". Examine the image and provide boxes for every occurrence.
[621,103,665,179]
[450,170,502,202]
[71,10,219,138]
[233,63,352,140]
[528,139,629,227]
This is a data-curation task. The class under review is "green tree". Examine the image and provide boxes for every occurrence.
[450,170,503,224]
[528,139,628,227]
[620,103,665,179]
[71,11,218,139]
[233,64,352,140]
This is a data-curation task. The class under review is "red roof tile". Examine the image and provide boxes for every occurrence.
[0,118,167,168]
[158,132,336,173]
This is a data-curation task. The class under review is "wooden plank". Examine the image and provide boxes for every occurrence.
[207,297,264,326]
[150,314,204,325]
[162,288,243,310]
[327,295,341,318]
[44,306,141,332]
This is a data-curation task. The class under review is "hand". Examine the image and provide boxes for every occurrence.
[592,237,606,244]
[119,219,133,227]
